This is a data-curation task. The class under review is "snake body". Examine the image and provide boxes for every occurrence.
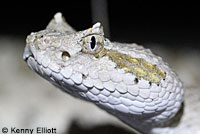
[23,13,199,134]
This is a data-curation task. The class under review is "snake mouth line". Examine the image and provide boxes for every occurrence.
[24,54,34,63]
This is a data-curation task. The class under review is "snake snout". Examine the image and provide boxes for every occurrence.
[23,45,34,62]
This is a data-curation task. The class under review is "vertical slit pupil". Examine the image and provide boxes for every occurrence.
[90,36,96,49]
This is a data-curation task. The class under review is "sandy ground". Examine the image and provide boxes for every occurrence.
[0,35,200,134]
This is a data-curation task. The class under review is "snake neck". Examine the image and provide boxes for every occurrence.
[149,102,184,134]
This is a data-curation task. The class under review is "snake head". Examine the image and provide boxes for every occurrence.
[23,12,107,64]
[23,13,107,63]
[23,13,112,85]
[23,13,184,134]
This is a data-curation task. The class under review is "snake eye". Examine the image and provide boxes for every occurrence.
[90,36,96,50]
[82,34,104,55]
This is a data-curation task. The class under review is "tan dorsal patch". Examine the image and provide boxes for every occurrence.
[106,50,166,84]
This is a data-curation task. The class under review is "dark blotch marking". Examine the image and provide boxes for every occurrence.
[149,81,152,86]
[82,74,87,79]
[134,78,139,84]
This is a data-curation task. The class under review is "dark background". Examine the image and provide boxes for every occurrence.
[1,1,200,49]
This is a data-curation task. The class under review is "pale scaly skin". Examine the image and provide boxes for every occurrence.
[23,13,185,134]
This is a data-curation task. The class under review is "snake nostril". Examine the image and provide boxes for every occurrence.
[62,51,71,61]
